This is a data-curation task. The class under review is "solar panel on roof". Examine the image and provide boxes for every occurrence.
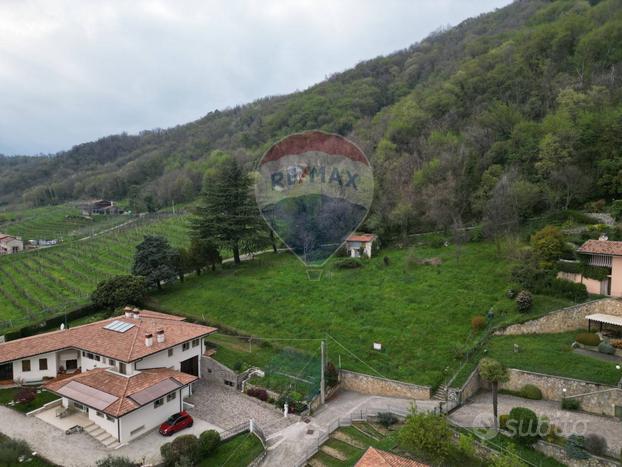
[104,320,135,333]
[57,381,118,411]
[129,378,181,405]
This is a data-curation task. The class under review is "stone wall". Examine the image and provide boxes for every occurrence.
[496,298,622,336]
[339,369,431,399]
[535,441,619,467]
[569,388,622,417]
[450,366,481,405]
[201,356,240,387]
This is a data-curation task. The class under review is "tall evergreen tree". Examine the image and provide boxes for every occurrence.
[131,235,177,289]
[193,159,262,264]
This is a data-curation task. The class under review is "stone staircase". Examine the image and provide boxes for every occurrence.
[84,422,121,449]
[432,384,448,401]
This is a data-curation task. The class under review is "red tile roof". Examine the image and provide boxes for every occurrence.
[355,448,428,467]
[45,367,197,417]
[0,309,216,364]
[577,240,622,256]
[347,234,376,242]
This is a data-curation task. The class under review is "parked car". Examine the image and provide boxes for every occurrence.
[159,411,193,436]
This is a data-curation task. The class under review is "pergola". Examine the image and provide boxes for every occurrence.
[586,313,622,332]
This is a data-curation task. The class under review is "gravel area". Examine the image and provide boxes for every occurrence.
[187,380,295,436]
[450,392,622,456]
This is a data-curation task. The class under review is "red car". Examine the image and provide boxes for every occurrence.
[159,411,194,436]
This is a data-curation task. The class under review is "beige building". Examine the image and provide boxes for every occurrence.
[345,233,377,258]
[0,233,24,254]
[560,239,622,297]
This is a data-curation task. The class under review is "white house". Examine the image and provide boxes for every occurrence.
[345,233,377,258]
[0,307,216,444]
[0,233,24,254]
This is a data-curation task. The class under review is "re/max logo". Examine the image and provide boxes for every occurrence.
[271,166,359,190]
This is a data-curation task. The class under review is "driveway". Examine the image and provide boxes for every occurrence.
[449,392,622,456]
[0,404,221,466]
[186,380,296,437]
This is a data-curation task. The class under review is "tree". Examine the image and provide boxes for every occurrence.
[96,456,138,467]
[192,159,262,264]
[131,235,177,290]
[199,430,220,456]
[530,225,567,268]
[479,358,509,430]
[188,237,222,274]
[171,248,192,282]
[91,275,147,310]
[397,409,453,463]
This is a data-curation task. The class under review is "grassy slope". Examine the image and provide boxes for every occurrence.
[198,432,264,467]
[153,242,571,386]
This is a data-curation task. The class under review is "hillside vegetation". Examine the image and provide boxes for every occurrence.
[1,0,621,241]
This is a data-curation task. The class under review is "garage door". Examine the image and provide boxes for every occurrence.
[180,356,199,376]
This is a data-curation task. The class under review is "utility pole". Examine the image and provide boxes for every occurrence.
[320,340,325,404]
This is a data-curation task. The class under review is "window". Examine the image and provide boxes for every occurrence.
[39,358,48,371]
[167,392,176,402]
[94,355,101,362]
[106,414,115,422]
[82,351,86,357]
[168,348,173,357]
[118,362,127,375]
[109,359,115,366]
[224,380,234,387]
[207,368,212,374]
[96,411,104,418]
[192,339,199,348]
[86,353,94,360]
[21,360,31,372]
[154,398,164,408]
[73,402,86,412]
[182,342,190,351]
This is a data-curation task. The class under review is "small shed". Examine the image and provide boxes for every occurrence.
[345,233,377,259]
[586,313,622,332]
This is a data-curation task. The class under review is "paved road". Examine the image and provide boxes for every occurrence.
[258,390,439,467]
[449,393,622,457]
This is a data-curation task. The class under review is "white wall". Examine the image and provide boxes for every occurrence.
[12,351,57,383]
[80,351,118,373]
[136,339,203,376]
[88,407,118,438]
[119,387,185,443]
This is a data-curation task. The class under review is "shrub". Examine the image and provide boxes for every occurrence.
[246,388,269,402]
[611,200,622,220]
[561,398,580,411]
[161,435,200,466]
[598,341,615,355]
[547,278,588,301]
[565,434,590,460]
[199,430,220,456]
[458,433,476,459]
[383,256,390,266]
[15,386,36,404]
[398,410,452,463]
[575,332,601,346]
[499,414,509,430]
[471,315,486,332]
[325,361,339,387]
[507,407,541,445]
[506,289,516,299]
[519,384,542,400]
[289,391,303,402]
[515,290,533,312]
[377,412,398,428]
[334,258,363,269]
[584,433,607,457]
[0,438,31,466]
[530,226,567,267]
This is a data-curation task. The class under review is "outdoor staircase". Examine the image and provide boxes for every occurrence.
[84,422,121,449]
[432,384,448,401]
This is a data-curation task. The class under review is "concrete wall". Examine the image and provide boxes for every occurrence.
[449,366,481,405]
[339,370,431,399]
[612,257,622,298]
[201,356,239,387]
[89,407,118,439]
[496,298,622,336]
[568,388,622,417]
[12,351,57,383]
[535,441,619,467]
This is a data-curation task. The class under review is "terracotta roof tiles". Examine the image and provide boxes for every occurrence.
[355,448,428,467]
[577,240,622,256]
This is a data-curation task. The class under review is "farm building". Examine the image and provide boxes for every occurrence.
[345,233,377,258]
[0,308,216,445]
[0,233,24,254]
[81,199,122,216]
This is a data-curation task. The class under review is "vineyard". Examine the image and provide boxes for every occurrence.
[0,213,190,330]
[0,204,131,241]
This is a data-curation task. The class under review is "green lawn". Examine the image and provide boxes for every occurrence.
[0,387,59,413]
[198,432,264,466]
[484,433,565,467]
[0,433,57,466]
[152,241,572,387]
[453,331,622,387]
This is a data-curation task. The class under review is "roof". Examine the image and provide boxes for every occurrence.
[346,233,376,243]
[0,309,216,365]
[577,240,622,256]
[586,313,622,327]
[45,367,197,417]
[355,448,428,467]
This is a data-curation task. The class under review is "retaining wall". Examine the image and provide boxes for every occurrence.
[535,441,619,467]
[339,369,431,399]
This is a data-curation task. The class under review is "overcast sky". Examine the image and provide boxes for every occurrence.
[0,0,511,155]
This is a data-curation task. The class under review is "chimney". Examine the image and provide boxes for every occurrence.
[124,306,133,318]
[156,329,165,344]
[132,308,141,320]
[145,333,153,347]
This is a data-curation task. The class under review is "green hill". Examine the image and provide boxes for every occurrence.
[2,0,621,240]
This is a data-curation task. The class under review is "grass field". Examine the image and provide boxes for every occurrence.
[198,431,264,467]
[0,212,189,329]
[152,242,573,387]
[0,204,129,241]
[0,387,59,413]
